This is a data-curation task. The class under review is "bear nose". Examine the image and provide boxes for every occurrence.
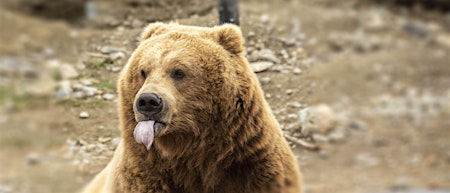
[136,93,163,117]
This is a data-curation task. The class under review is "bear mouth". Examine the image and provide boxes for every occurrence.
[133,119,167,150]
[153,120,167,136]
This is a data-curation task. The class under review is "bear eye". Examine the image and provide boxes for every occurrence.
[171,69,186,80]
[140,69,147,80]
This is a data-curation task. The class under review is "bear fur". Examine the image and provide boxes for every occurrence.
[81,23,303,193]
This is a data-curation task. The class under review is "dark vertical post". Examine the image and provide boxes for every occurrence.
[218,0,240,25]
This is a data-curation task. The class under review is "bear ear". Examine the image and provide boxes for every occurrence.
[140,22,169,41]
[215,24,244,54]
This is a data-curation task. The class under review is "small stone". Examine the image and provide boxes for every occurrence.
[260,14,270,24]
[60,64,79,79]
[293,68,302,75]
[109,52,126,61]
[404,21,428,38]
[111,137,121,147]
[259,77,271,85]
[102,93,115,100]
[258,49,280,63]
[110,66,122,72]
[250,61,274,73]
[289,102,302,108]
[131,19,143,28]
[79,111,90,119]
[0,184,13,193]
[286,89,293,95]
[283,37,297,47]
[327,127,347,143]
[26,153,40,166]
[355,152,379,167]
[82,86,98,97]
[100,46,123,54]
[280,49,289,60]
[248,31,255,38]
[347,120,367,131]
[435,34,450,48]
[364,10,386,31]
[26,77,57,97]
[312,134,329,143]
[298,104,337,136]
[391,177,410,191]
[72,91,86,99]
[55,80,72,99]
[80,79,94,86]
[98,137,112,143]
[85,1,97,20]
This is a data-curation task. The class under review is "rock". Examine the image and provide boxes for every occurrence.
[25,76,56,97]
[298,104,337,136]
[0,184,13,193]
[355,152,379,167]
[111,137,121,147]
[352,31,382,52]
[72,91,86,99]
[247,50,259,62]
[80,79,94,86]
[286,89,293,95]
[347,119,367,131]
[109,52,126,61]
[85,1,97,20]
[260,14,270,24]
[283,37,297,47]
[363,9,386,31]
[289,102,302,108]
[280,49,289,60]
[55,80,72,99]
[25,153,40,166]
[247,31,255,38]
[250,61,274,73]
[404,21,429,38]
[259,77,271,85]
[98,137,112,143]
[293,68,302,75]
[59,63,79,79]
[435,34,450,48]
[391,177,410,191]
[312,134,329,143]
[258,49,280,63]
[110,66,122,72]
[0,57,37,78]
[79,111,90,119]
[102,93,115,100]
[327,127,347,143]
[82,86,98,97]
[100,46,123,54]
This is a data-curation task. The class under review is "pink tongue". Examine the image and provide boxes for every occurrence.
[133,120,155,150]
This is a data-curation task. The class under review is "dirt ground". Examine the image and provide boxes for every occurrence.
[0,0,449,193]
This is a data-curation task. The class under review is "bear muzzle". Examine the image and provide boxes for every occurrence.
[134,92,169,136]
[136,93,163,117]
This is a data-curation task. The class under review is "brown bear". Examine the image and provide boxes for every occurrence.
[81,23,303,193]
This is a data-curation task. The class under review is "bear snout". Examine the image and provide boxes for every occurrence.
[136,93,163,118]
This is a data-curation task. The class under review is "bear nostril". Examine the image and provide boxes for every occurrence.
[148,98,160,107]
[138,99,147,107]
[136,93,163,116]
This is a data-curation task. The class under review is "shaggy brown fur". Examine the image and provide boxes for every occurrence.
[81,23,303,193]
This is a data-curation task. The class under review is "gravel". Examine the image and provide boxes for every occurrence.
[79,111,90,119]
[250,61,274,73]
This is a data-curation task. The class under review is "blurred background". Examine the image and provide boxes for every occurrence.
[0,0,449,193]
